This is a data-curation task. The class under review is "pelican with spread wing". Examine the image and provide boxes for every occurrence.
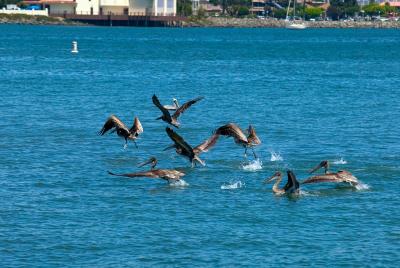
[216,123,261,158]
[165,127,219,167]
[152,94,204,128]
[264,171,300,195]
[99,115,143,148]
[302,160,359,186]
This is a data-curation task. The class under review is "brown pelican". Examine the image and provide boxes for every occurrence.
[99,115,143,148]
[165,127,219,167]
[264,170,300,195]
[163,98,179,111]
[216,123,261,158]
[152,94,204,128]
[137,157,158,170]
[302,160,359,186]
[108,169,185,184]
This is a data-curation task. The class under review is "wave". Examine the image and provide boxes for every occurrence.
[355,182,369,191]
[221,180,245,190]
[241,159,263,171]
[333,158,347,165]
[270,151,283,162]
[169,179,189,187]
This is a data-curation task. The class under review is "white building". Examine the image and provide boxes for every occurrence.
[24,0,176,16]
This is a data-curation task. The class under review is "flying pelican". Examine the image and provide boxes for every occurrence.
[108,169,185,184]
[264,170,300,195]
[99,115,143,149]
[302,160,359,186]
[163,98,180,111]
[165,127,219,167]
[216,123,261,158]
[152,94,204,128]
[137,157,158,170]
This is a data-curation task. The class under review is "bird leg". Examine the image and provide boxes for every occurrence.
[133,140,138,149]
[123,138,128,150]
[251,148,258,159]
[244,148,248,158]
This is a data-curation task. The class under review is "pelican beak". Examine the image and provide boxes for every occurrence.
[264,176,276,184]
[137,157,156,168]
[309,161,324,174]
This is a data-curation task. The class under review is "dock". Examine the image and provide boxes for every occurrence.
[49,14,187,27]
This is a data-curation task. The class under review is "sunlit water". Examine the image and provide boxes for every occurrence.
[1,25,400,267]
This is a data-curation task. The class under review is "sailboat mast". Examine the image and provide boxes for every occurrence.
[293,0,296,20]
[286,0,292,20]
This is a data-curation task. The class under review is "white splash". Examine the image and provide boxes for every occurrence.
[242,159,263,171]
[270,151,283,162]
[169,179,189,187]
[333,158,347,165]
[355,182,369,191]
[221,180,245,190]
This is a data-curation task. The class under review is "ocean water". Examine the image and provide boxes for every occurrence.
[1,25,400,267]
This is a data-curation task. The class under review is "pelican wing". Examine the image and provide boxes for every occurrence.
[216,123,248,143]
[194,133,220,154]
[172,96,204,119]
[284,171,299,193]
[165,127,194,157]
[247,125,261,145]
[99,115,128,136]
[152,94,172,121]
[129,116,143,135]
[301,174,342,184]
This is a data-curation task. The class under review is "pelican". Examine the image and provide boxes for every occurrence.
[302,160,359,186]
[137,157,158,170]
[99,115,143,149]
[152,94,204,128]
[216,123,261,158]
[165,127,219,167]
[163,98,180,111]
[264,170,300,195]
[108,169,185,184]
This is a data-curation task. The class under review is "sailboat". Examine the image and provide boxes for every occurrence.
[285,0,307,29]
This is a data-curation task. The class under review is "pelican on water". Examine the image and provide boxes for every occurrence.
[137,157,158,170]
[302,160,359,186]
[165,127,219,167]
[216,123,261,158]
[99,115,143,149]
[108,169,185,184]
[264,170,300,195]
[163,98,180,111]
[152,94,204,128]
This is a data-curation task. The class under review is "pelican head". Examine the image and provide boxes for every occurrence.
[172,98,179,107]
[264,171,282,184]
[309,160,329,174]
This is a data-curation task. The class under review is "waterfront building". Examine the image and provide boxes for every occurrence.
[23,0,176,16]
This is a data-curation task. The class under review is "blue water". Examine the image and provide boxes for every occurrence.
[1,25,400,266]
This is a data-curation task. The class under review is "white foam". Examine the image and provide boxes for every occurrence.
[169,179,189,187]
[242,159,263,171]
[221,180,245,190]
[333,158,347,165]
[270,151,283,162]
[355,182,369,191]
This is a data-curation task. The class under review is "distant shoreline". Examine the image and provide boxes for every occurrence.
[185,17,400,29]
[1,14,400,29]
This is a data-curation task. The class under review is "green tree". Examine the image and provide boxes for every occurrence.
[177,0,193,16]
[327,0,360,20]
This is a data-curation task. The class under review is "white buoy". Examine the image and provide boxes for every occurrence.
[71,41,78,54]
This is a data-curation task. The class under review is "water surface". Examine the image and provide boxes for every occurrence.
[1,25,399,267]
